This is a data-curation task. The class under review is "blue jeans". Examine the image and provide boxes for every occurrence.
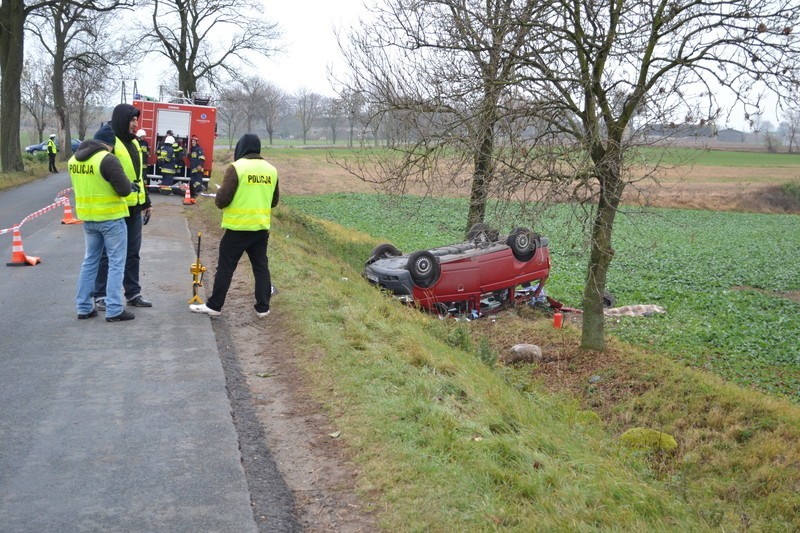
[95,205,142,301]
[77,219,128,318]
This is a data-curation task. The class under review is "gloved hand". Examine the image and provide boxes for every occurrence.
[131,183,141,192]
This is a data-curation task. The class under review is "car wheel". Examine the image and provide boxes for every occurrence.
[506,227,537,262]
[365,243,402,266]
[407,250,440,288]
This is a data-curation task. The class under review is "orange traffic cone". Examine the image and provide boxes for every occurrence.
[6,225,41,266]
[60,197,83,224]
[183,183,196,205]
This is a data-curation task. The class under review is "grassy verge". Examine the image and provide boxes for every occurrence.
[0,156,48,192]
[284,193,800,401]
[244,205,800,530]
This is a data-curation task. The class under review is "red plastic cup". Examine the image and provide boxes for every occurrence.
[553,311,563,328]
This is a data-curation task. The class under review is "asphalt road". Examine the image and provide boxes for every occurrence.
[0,173,293,531]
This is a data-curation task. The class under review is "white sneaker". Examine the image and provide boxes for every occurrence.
[190,303,221,316]
[257,310,270,318]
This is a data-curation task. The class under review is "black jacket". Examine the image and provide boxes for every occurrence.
[110,104,150,209]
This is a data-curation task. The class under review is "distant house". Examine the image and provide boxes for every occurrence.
[643,123,717,138]
[716,128,746,142]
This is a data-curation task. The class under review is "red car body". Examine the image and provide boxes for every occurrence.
[364,227,551,315]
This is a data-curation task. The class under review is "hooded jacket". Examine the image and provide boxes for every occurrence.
[70,140,132,198]
[215,134,280,209]
[110,104,151,209]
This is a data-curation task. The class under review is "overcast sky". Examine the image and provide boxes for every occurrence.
[134,0,366,99]
[132,0,774,130]
[259,0,367,97]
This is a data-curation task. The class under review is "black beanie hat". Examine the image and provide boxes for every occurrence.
[93,123,116,148]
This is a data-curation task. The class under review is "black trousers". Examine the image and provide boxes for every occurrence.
[207,229,271,313]
[48,153,58,172]
[94,205,144,301]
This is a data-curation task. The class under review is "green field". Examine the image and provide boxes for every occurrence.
[635,146,800,167]
[284,193,800,400]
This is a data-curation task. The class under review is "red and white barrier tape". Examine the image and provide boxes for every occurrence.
[1,187,75,235]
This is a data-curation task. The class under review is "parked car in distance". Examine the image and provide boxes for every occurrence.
[363,224,551,316]
[24,138,81,154]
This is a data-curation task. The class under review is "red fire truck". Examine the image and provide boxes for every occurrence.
[132,93,217,194]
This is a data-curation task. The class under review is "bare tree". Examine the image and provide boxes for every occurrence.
[343,0,800,351]
[320,96,344,145]
[21,55,54,143]
[217,86,246,149]
[64,61,114,140]
[780,110,800,153]
[0,0,130,173]
[28,1,127,161]
[237,76,271,132]
[341,0,540,227]
[294,88,322,145]
[262,82,287,145]
[140,0,280,97]
[1,0,57,172]
[342,90,365,147]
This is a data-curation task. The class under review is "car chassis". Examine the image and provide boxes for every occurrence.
[364,224,553,317]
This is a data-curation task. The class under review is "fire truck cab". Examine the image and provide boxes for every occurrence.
[132,92,216,194]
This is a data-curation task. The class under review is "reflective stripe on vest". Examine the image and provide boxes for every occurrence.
[222,159,277,231]
[69,151,129,221]
[115,137,145,206]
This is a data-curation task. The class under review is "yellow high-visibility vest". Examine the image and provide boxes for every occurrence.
[69,151,129,221]
[221,159,278,231]
[114,137,145,206]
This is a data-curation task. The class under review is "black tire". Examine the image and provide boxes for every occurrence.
[365,243,402,266]
[602,291,616,308]
[407,250,440,288]
[506,227,537,262]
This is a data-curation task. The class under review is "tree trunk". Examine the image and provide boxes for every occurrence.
[51,52,72,162]
[580,156,626,351]
[465,125,494,234]
[0,0,27,173]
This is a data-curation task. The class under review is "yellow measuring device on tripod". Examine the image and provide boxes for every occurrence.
[188,232,207,304]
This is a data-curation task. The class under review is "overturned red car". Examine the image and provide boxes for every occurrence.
[363,224,551,316]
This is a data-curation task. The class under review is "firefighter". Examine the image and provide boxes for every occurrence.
[158,135,177,193]
[47,133,58,173]
[136,129,150,160]
[188,135,206,198]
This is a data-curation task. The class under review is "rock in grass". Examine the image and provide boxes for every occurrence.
[619,427,678,452]
[499,344,542,365]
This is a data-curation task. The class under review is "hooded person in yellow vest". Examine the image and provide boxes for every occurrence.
[93,103,154,311]
[190,133,279,318]
[69,124,136,322]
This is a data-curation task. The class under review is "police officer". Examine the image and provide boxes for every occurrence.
[69,124,135,322]
[94,103,154,311]
[47,133,58,172]
[190,133,279,318]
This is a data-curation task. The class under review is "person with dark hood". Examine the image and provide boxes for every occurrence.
[69,124,135,322]
[190,133,279,318]
[93,103,154,312]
